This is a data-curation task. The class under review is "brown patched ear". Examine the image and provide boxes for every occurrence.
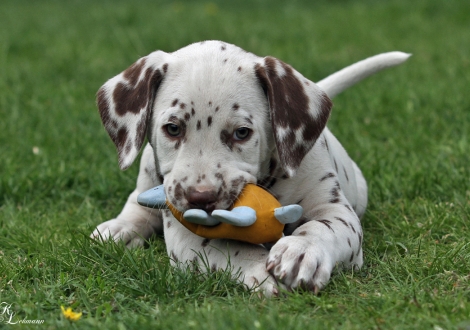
[255,56,332,177]
[97,51,171,170]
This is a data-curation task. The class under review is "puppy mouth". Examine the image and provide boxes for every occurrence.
[171,174,250,213]
[182,188,241,214]
[186,201,217,214]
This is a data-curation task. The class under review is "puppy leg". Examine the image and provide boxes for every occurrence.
[164,214,282,297]
[267,200,363,292]
[91,144,163,247]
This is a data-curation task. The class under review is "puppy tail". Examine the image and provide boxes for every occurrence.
[317,52,411,98]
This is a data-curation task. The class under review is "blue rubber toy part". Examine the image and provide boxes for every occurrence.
[137,185,167,208]
[183,209,220,226]
[211,206,257,227]
[137,184,303,227]
[274,205,303,224]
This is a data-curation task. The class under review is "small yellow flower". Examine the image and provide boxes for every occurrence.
[61,306,82,321]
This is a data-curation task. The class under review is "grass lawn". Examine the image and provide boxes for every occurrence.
[0,0,469,328]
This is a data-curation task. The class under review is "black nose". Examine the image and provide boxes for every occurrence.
[185,187,218,213]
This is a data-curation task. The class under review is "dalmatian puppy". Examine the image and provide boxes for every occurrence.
[91,41,409,296]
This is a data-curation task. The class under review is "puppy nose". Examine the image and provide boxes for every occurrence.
[186,187,218,213]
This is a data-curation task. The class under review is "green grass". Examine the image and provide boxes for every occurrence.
[0,0,469,328]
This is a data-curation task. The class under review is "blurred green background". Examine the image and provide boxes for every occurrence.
[0,0,468,329]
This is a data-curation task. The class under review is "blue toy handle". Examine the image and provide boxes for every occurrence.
[137,185,167,208]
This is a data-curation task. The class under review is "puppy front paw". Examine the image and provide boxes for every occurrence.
[266,236,334,293]
[242,263,285,297]
[90,218,155,248]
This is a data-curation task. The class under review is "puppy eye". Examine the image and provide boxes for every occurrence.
[165,124,181,137]
[233,127,251,141]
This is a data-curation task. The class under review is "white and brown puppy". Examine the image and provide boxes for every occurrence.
[92,41,409,296]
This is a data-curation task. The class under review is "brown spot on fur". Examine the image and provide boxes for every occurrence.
[334,217,349,228]
[350,224,356,234]
[201,238,211,247]
[191,108,195,116]
[324,137,330,151]
[320,172,335,181]
[197,120,201,130]
[235,250,240,256]
[254,58,332,174]
[174,182,184,201]
[207,116,212,127]
[298,231,307,236]
[220,129,233,150]
[237,66,242,72]
[230,176,246,189]
[232,103,239,110]
[180,103,186,110]
[135,117,147,149]
[124,140,132,155]
[343,166,349,182]
[115,127,129,152]
[215,106,219,112]
[172,99,179,107]
[329,183,341,203]
[316,219,334,232]
[184,112,191,121]
[291,253,305,279]
[123,58,147,85]
[99,66,163,159]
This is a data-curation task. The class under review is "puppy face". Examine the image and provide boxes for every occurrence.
[97,41,332,213]
[150,47,273,212]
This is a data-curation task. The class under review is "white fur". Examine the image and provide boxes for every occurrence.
[91,41,409,296]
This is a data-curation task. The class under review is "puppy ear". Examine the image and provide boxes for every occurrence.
[97,51,171,170]
[255,57,332,177]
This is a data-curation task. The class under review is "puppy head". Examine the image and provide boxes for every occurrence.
[97,41,332,212]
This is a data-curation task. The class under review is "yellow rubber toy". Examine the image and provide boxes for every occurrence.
[137,183,303,245]
[167,184,284,244]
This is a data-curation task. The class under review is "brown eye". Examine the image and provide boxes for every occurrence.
[166,124,181,137]
[233,127,251,141]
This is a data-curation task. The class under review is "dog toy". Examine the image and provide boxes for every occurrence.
[137,184,303,244]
